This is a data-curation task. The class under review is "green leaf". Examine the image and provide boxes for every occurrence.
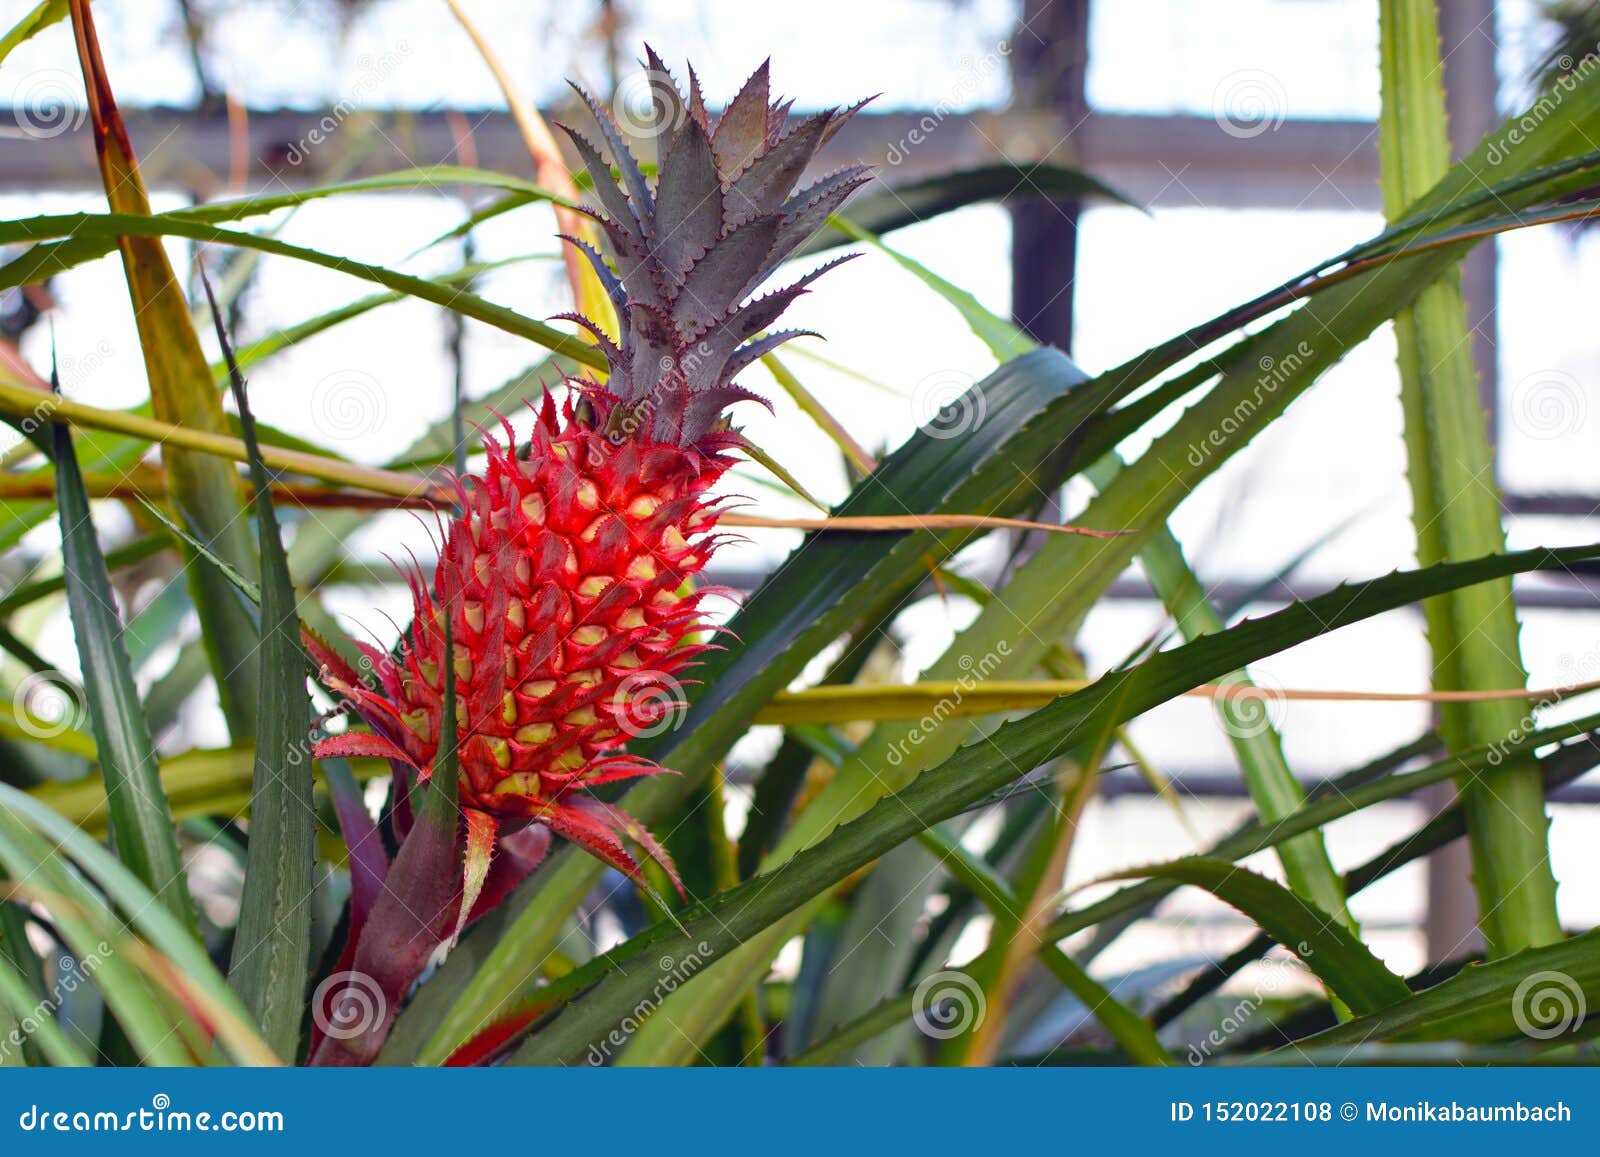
[48,400,195,933]
[0,0,68,66]
[646,348,1090,767]
[785,220,1348,1041]
[1093,456,1355,945]
[0,213,603,371]
[0,784,277,1063]
[228,256,549,381]
[0,810,191,1064]
[942,722,1115,1065]
[0,899,48,1066]
[67,3,265,740]
[795,688,1600,1062]
[1102,858,1409,1015]
[622,222,1370,1064]
[740,619,893,881]
[0,948,90,1066]
[1048,712,1600,951]
[811,739,1595,1067]
[14,169,577,288]
[1287,928,1600,1051]
[172,168,582,224]
[919,825,1171,1065]
[22,744,391,837]
[1153,730,1600,1031]
[1378,0,1559,956]
[878,214,1354,946]
[749,83,1600,1021]
[134,498,261,606]
[207,280,317,1063]
[503,541,1600,1065]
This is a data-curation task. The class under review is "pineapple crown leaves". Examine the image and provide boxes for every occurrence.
[557,48,873,447]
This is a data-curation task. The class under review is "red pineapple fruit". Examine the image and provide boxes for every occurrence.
[311,50,870,912]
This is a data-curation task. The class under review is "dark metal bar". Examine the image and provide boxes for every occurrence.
[1009,0,1090,353]
[0,105,1385,209]
[1504,492,1600,516]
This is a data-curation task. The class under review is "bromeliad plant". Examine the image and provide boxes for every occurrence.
[303,61,869,1063]
[320,56,867,885]
[3,0,1600,1069]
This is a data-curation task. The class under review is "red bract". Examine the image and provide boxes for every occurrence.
[313,394,729,893]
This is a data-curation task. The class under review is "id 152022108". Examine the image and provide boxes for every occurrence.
[1170,1102,1341,1123]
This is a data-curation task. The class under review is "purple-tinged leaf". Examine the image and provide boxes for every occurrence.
[774,167,872,257]
[724,328,819,379]
[711,59,772,176]
[557,123,642,244]
[642,46,687,137]
[569,82,654,227]
[724,112,832,230]
[676,213,781,336]
[654,118,723,284]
